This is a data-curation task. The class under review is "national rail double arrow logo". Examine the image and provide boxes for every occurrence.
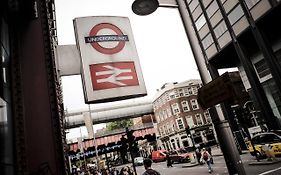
[90,62,139,90]
[85,23,129,55]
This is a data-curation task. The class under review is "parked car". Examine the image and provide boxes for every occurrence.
[246,131,281,158]
[134,157,144,166]
[169,149,191,163]
[151,150,168,162]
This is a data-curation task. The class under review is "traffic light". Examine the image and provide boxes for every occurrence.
[120,135,128,149]
[126,128,135,144]
[185,125,191,135]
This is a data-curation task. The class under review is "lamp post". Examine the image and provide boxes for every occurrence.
[88,104,100,170]
[132,0,246,174]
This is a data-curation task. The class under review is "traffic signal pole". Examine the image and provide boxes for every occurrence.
[126,127,137,175]
[176,1,246,174]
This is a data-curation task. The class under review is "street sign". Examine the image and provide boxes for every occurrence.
[198,72,243,109]
[73,16,147,103]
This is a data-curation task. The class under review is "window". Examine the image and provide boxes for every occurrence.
[206,0,219,18]
[179,88,184,96]
[204,111,212,123]
[228,5,244,25]
[259,134,281,144]
[167,107,172,117]
[245,0,260,9]
[195,114,203,125]
[174,89,179,98]
[168,123,173,133]
[192,86,198,94]
[195,14,206,30]
[214,20,227,39]
[189,0,199,12]
[156,114,160,123]
[171,103,181,115]
[176,118,185,130]
[159,112,163,122]
[170,91,175,99]
[181,101,190,112]
[254,59,271,79]
[163,110,167,119]
[164,125,168,135]
[188,87,193,95]
[202,33,214,49]
[165,93,170,101]
[185,115,194,128]
[191,99,199,110]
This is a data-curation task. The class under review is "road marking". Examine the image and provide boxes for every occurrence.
[258,167,281,175]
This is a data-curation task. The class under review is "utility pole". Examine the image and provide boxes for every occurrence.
[126,127,137,175]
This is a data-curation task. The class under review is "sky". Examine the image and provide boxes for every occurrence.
[55,0,201,139]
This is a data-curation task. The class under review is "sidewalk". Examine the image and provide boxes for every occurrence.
[210,146,249,157]
[248,157,281,165]
[211,146,223,157]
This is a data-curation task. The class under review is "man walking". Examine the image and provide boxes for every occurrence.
[142,158,161,175]
[200,148,213,173]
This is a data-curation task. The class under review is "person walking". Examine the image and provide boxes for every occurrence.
[206,147,213,164]
[195,147,202,164]
[166,153,173,168]
[200,148,213,173]
[142,158,161,175]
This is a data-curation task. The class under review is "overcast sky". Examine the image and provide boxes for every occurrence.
[55,0,200,111]
[55,0,202,138]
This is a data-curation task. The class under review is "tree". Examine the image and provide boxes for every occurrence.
[106,119,133,131]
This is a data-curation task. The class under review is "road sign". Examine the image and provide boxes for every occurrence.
[197,72,245,109]
[90,62,139,90]
[73,16,147,103]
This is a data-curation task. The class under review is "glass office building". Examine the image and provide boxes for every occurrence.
[185,0,281,130]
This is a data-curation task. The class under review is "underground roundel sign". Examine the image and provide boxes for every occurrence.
[73,16,147,103]
[85,23,129,55]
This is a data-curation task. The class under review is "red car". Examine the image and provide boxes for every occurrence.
[151,150,168,162]
[169,149,191,163]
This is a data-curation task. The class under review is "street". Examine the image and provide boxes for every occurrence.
[129,152,281,175]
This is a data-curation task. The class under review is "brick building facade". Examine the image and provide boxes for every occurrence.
[152,80,217,150]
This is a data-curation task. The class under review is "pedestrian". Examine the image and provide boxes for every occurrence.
[206,147,213,164]
[166,153,173,168]
[119,167,130,175]
[200,148,213,173]
[142,158,161,175]
[195,147,202,164]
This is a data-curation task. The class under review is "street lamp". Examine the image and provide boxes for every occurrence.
[132,0,159,16]
[131,0,246,174]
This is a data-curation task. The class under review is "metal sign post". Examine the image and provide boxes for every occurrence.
[88,104,100,170]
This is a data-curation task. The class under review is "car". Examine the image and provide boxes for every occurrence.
[246,131,281,158]
[151,150,168,162]
[134,157,144,166]
[169,149,191,163]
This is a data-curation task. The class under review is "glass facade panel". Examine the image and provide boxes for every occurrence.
[189,0,199,12]
[195,14,206,30]
[192,5,202,21]
[202,33,214,49]
[245,0,261,9]
[263,79,281,119]
[214,20,227,38]
[228,5,244,25]
[206,0,219,18]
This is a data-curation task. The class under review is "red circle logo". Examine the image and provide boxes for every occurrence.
[89,23,126,55]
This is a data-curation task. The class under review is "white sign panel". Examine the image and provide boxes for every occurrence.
[73,16,147,103]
